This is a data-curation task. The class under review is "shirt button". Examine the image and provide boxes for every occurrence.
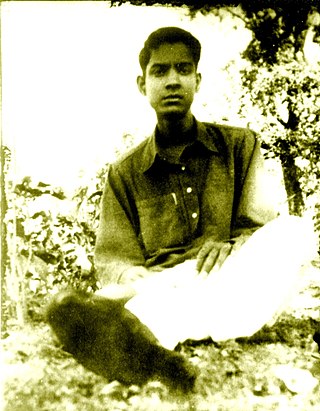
[186,187,192,193]
[181,166,186,171]
[192,212,198,219]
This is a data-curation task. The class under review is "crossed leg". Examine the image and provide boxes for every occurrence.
[125,216,317,349]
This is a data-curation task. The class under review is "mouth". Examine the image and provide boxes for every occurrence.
[163,95,183,104]
[163,94,183,100]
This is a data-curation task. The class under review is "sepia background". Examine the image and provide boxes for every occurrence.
[1,2,320,410]
[2,1,251,192]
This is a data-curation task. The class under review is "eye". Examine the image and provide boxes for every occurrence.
[176,63,194,75]
[150,65,168,77]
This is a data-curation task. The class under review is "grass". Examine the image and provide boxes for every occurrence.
[2,263,320,411]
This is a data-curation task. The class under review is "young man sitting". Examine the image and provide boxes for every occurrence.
[89,28,316,349]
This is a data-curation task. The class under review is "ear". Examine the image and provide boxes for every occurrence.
[137,75,146,96]
[195,73,202,93]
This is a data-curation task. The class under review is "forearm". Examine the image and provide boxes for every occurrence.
[233,135,278,238]
[95,265,163,303]
[94,253,153,286]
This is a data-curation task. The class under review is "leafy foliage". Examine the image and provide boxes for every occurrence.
[240,2,319,65]
[3,127,142,326]
[240,61,320,192]
[238,59,320,223]
[4,169,108,323]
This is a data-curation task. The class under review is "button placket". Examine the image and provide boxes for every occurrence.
[181,173,199,231]
[174,164,200,234]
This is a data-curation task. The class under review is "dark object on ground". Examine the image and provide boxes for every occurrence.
[45,289,196,392]
[313,322,320,352]
[237,316,319,349]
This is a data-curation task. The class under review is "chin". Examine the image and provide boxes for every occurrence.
[158,109,188,120]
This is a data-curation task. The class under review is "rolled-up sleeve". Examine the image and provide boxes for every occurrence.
[94,165,147,285]
[231,131,278,238]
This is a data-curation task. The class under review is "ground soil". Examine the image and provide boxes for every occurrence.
[1,262,320,411]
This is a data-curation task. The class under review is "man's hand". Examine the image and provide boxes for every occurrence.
[95,284,137,303]
[196,236,248,275]
[196,240,232,275]
[96,266,151,302]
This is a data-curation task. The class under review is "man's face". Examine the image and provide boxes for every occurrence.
[137,42,201,119]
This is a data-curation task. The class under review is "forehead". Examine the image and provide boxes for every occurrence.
[147,42,195,66]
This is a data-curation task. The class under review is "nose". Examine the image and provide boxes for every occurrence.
[165,67,181,89]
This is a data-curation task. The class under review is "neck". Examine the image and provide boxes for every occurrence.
[156,112,195,146]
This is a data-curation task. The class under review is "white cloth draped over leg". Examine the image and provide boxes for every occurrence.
[125,216,317,350]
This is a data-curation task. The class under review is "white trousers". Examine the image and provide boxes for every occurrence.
[125,216,317,350]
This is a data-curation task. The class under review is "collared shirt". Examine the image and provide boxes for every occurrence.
[94,120,277,285]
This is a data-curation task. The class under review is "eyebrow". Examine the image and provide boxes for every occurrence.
[150,63,169,69]
[150,62,193,67]
[149,62,194,71]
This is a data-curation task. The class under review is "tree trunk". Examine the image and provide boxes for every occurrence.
[280,153,305,216]
[1,146,9,336]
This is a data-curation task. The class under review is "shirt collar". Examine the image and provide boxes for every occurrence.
[196,120,220,153]
[140,119,220,173]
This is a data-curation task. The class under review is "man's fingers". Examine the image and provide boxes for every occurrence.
[201,242,233,274]
[200,248,219,274]
[197,237,247,275]
[211,242,233,271]
[196,242,213,272]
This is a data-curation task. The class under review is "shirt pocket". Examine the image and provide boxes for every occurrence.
[136,194,188,254]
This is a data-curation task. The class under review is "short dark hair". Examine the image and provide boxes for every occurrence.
[139,27,201,73]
